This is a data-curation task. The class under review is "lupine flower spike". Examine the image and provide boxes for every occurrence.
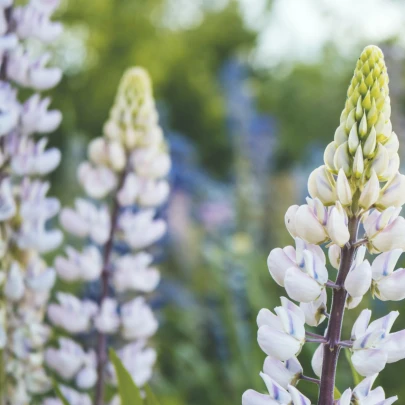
[243,45,405,405]
[46,67,170,405]
[0,0,63,403]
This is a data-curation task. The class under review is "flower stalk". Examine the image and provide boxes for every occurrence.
[243,45,405,405]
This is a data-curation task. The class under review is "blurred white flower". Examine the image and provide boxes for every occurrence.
[94,298,120,334]
[113,252,160,293]
[120,297,158,340]
[47,293,98,334]
[78,162,117,199]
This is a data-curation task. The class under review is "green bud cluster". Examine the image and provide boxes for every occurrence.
[324,46,399,187]
[103,67,162,150]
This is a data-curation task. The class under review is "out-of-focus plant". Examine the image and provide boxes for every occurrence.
[44,67,170,405]
[0,0,63,403]
[243,45,405,405]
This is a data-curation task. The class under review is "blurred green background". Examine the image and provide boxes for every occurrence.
[49,0,405,403]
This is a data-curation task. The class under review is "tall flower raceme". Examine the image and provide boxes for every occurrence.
[243,45,405,405]
[45,67,170,405]
[0,0,63,404]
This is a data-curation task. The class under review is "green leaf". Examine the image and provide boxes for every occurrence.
[109,348,144,405]
[53,382,70,405]
[334,386,341,399]
[144,385,161,405]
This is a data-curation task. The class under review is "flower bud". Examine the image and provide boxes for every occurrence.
[359,169,380,209]
[300,289,327,326]
[353,146,364,178]
[327,202,350,247]
[334,142,352,176]
[4,262,25,302]
[324,142,337,172]
[284,266,323,303]
[108,141,126,171]
[336,169,352,205]
[363,126,377,157]
[380,153,400,182]
[334,124,347,145]
[348,124,359,154]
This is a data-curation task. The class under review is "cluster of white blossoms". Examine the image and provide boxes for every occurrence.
[45,67,170,404]
[0,0,63,403]
[243,46,405,405]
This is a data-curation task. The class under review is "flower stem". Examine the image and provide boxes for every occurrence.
[300,374,321,385]
[94,168,128,405]
[317,217,359,405]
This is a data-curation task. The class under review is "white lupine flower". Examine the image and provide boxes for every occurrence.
[0,82,19,136]
[113,252,160,293]
[10,137,61,176]
[267,237,325,287]
[45,338,86,380]
[20,94,62,135]
[88,137,126,172]
[364,207,405,252]
[60,199,111,245]
[300,289,327,326]
[78,162,117,199]
[54,245,102,282]
[242,373,310,405]
[119,209,167,250]
[121,297,158,340]
[351,310,405,376]
[137,178,170,207]
[47,293,98,334]
[7,48,62,90]
[109,340,157,387]
[257,298,305,361]
[262,356,302,389]
[308,165,337,205]
[25,256,56,292]
[371,249,405,301]
[337,374,398,405]
[284,248,328,303]
[133,146,171,179]
[94,298,120,334]
[377,172,405,209]
[290,198,328,244]
[14,2,63,43]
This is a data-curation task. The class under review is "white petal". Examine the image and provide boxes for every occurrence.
[311,344,324,377]
[295,205,327,244]
[284,267,322,303]
[285,205,299,238]
[257,326,301,361]
[267,247,296,287]
[371,217,405,252]
[275,307,305,341]
[260,373,291,403]
[345,260,372,298]
[352,349,387,376]
[257,309,282,330]
[377,268,405,301]
[242,390,278,405]
[351,309,372,340]
[288,385,311,405]
[327,203,350,247]
[371,249,402,281]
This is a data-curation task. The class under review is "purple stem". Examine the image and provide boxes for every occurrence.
[317,217,359,405]
[94,168,128,405]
